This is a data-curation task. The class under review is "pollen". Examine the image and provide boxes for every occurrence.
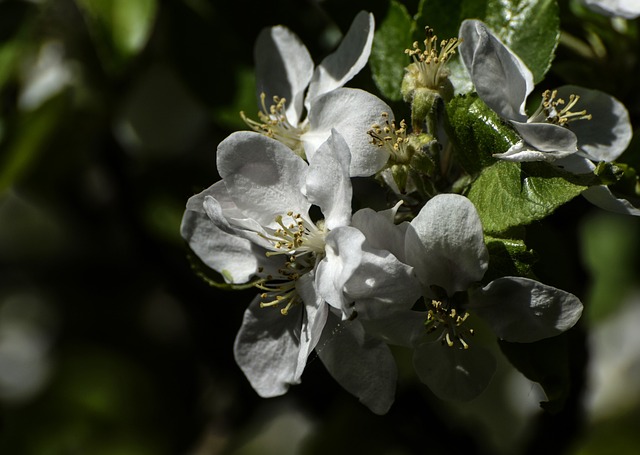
[404,27,462,91]
[368,112,411,163]
[253,212,329,316]
[532,89,592,126]
[424,299,474,350]
[241,93,308,157]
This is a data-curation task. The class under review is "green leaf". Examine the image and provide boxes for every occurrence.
[415,0,559,83]
[467,160,588,235]
[484,234,537,282]
[484,0,560,83]
[370,0,415,101]
[74,0,158,72]
[446,93,519,175]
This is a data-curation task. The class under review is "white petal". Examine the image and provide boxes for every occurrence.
[254,26,314,125]
[351,204,408,262]
[305,130,352,230]
[583,0,640,19]
[295,272,329,380]
[582,185,640,216]
[306,11,374,106]
[413,342,496,401]
[357,308,427,348]
[217,131,310,228]
[180,209,258,283]
[459,19,533,122]
[303,88,391,177]
[233,296,304,397]
[556,85,632,163]
[315,226,367,317]
[510,121,578,156]
[317,312,398,415]
[469,277,584,343]
[405,194,488,297]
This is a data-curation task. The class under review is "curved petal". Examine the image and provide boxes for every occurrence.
[405,194,488,297]
[556,85,632,162]
[317,312,398,415]
[305,130,352,230]
[315,226,367,317]
[233,296,304,397]
[352,203,408,262]
[413,341,496,401]
[217,131,310,228]
[357,307,428,348]
[180,209,259,283]
[306,11,374,106]
[510,121,578,156]
[459,19,533,122]
[254,26,314,125]
[468,277,584,343]
[583,0,640,19]
[582,185,640,216]
[303,88,392,177]
[554,153,595,174]
[295,272,329,380]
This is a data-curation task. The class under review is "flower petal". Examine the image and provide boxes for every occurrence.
[317,312,398,415]
[583,0,640,19]
[295,272,329,380]
[510,121,578,157]
[217,131,310,228]
[405,194,488,297]
[556,85,632,163]
[315,226,367,317]
[254,25,314,125]
[469,276,584,343]
[180,209,259,283]
[582,185,640,216]
[306,11,374,107]
[352,203,408,262]
[459,19,533,122]
[357,307,427,348]
[413,342,496,401]
[233,296,304,397]
[303,88,392,177]
[305,130,352,230]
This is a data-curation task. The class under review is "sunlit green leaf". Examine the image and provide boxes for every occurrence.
[446,93,518,175]
[370,0,415,101]
[484,234,537,282]
[415,0,559,83]
[467,160,589,235]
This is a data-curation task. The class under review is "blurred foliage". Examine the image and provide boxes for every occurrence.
[0,0,638,454]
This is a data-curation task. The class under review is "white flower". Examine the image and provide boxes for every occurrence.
[583,0,640,19]
[360,194,584,400]
[458,20,630,164]
[180,130,415,413]
[243,11,392,176]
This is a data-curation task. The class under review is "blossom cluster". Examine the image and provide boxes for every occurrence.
[180,11,636,413]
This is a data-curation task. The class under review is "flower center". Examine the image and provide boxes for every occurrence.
[424,299,474,349]
[368,112,411,164]
[254,212,327,315]
[241,93,308,158]
[404,27,461,91]
[529,89,592,126]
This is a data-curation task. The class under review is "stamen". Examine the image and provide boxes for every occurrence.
[530,89,592,126]
[423,298,474,349]
[404,27,462,90]
[252,212,329,316]
[241,93,308,157]
[368,112,411,163]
